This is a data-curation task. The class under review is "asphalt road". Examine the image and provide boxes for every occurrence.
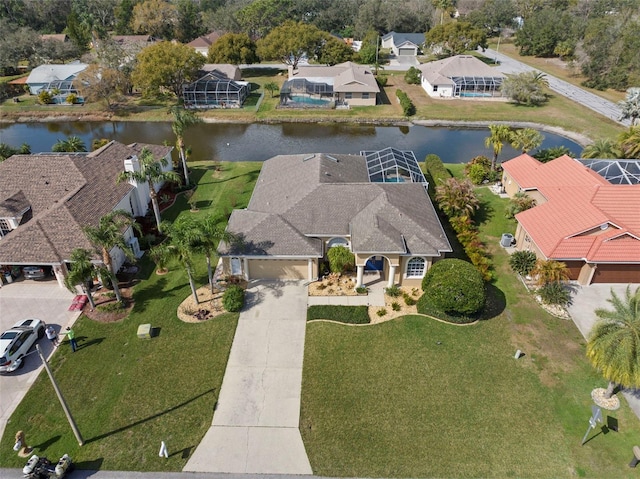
[484,47,631,127]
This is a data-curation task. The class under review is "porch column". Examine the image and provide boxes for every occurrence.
[308,258,314,282]
[54,262,68,289]
[387,265,397,288]
[356,265,364,288]
[243,258,250,281]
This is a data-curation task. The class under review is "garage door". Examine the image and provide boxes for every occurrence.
[563,261,584,281]
[592,264,640,283]
[398,48,415,56]
[248,259,308,280]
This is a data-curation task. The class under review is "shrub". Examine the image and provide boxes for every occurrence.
[403,293,417,306]
[467,163,487,185]
[65,93,78,104]
[509,250,537,276]
[376,308,388,317]
[307,305,370,324]
[355,286,368,294]
[38,90,53,104]
[464,155,492,185]
[327,245,355,273]
[538,282,571,307]
[222,285,245,312]
[385,284,402,297]
[376,74,388,87]
[506,192,536,219]
[421,259,485,315]
[424,153,452,196]
[391,302,401,311]
[396,89,416,116]
[404,66,421,84]
[96,301,126,312]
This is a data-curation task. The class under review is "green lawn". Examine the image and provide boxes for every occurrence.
[0,161,262,471]
[300,173,640,478]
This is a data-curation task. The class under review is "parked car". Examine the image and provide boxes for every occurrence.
[0,318,45,373]
[22,266,53,280]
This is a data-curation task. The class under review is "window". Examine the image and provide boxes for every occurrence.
[406,257,426,278]
[362,92,369,99]
[327,237,349,249]
[345,92,353,99]
[0,218,11,235]
[433,85,438,92]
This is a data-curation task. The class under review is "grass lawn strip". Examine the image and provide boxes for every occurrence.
[0,161,261,471]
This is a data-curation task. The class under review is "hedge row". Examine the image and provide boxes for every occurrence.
[307,305,370,324]
[396,89,416,116]
[449,215,492,281]
[424,154,451,196]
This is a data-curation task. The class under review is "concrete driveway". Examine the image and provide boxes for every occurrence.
[0,278,79,442]
[184,280,312,474]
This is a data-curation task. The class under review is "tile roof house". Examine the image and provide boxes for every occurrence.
[218,149,452,287]
[283,62,380,107]
[381,32,425,56]
[418,55,504,98]
[0,141,173,287]
[501,154,640,284]
[25,62,88,95]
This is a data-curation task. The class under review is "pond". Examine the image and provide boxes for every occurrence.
[0,121,583,164]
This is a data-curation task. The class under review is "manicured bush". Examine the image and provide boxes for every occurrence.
[327,245,355,273]
[424,153,451,196]
[421,259,485,315]
[538,282,571,307]
[307,305,370,324]
[38,90,53,104]
[396,89,416,116]
[509,250,537,276]
[416,293,476,324]
[404,66,421,85]
[376,74,388,87]
[222,285,245,312]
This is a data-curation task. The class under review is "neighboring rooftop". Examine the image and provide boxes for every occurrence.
[419,55,504,87]
[578,158,640,185]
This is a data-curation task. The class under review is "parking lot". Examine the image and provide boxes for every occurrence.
[0,278,80,442]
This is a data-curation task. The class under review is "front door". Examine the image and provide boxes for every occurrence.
[365,257,384,271]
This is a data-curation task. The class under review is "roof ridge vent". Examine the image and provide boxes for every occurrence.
[303,154,315,161]
[325,155,338,163]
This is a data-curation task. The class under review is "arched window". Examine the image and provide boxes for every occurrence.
[406,257,426,278]
[327,237,349,249]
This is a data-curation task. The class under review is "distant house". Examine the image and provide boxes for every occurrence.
[418,55,504,98]
[381,32,425,56]
[187,32,223,56]
[111,35,156,46]
[218,148,451,286]
[25,62,88,95]
[501,154,640,285]
[282,62,380,108]
[0,141,173,288]
[182,64,249,109]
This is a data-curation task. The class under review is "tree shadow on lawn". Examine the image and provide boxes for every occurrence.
[210,169,261,186]
[130,277,169,314]
[84,388,215,444]
[475,197,496,227]
[478,282,507,321]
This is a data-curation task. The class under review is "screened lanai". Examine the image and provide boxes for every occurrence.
[578,159,640,185]
[182,74,250,109]
[360,147,428,187]
[450,75,503,97]
[42,79,83,103]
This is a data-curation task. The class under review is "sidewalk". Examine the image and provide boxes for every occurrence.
[307,288,385,306]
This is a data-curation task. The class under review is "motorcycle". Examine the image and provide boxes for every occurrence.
[22,454,73,479]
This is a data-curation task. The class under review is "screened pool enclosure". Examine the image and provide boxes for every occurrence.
[450,75,503,97]
[578,159,640,185]
[279,78,334,107]
[361,147,428,187]
[182,73,250,109]
[42,80,84,104]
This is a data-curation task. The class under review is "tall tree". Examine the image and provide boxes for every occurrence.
[425,21,487,56]
[580,138,623,159]
[618,126,640,159]
[619,87,640,126]
[132,0,177,39]
[132,41,205,98]
[194,214,237,293]
[77,64,127,110]
[64,248,98,310]
[533,145,573,163]
[587,286,640,399]
[256,20,325,70]
[236,0,298,38]
[207,33,258,65]
[432,0,456,25]
[52,136,87,152]
[484,124,513,170]
[114,0,135,35]
[83,210,140,304]
[169,105,201,186]
[165,215,201,303]
[317,34,354,65]
[116,147,181,233]
[514,7,575,57]
[175,0,206,43]
[510,128,544,154]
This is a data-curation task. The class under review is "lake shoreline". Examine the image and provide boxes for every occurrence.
[0,113,592,147]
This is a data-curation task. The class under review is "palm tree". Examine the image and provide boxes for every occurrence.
[432,0,454,24]
[194,215,237,293]
[587,286,640,399]
[165,216,201,304]
[149,241,171,274]
[531,71,549,88]
[92,138,110,151]
[263,81,279,98]
[52,136,87,152]
[484,124,513,170]
[116,147,181,233]
[530,259,568,286]
[435,177,480,218]
[64,248,98,310]
[83,210,140,304]
[533,146,573,163]
[505,192,536,219]
[617,126,640,159]
[619,87,640,126]
[581,138,623,159]
[169,105,201,186]
[510,128,544,154]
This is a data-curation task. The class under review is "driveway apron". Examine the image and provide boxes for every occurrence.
[184,280,312,474]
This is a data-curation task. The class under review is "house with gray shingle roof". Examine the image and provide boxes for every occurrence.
[381,32,426,57]
[25,61,88,95]
[0,141,173,287]
[418,55,504,98]
[218,149,451,287]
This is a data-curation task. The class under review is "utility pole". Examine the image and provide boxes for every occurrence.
[35,345,84,446]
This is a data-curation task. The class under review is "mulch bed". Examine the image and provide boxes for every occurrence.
[82,269,139,323]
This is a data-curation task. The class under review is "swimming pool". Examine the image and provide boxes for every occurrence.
[459,92,493,98]
[289,95,331,105]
